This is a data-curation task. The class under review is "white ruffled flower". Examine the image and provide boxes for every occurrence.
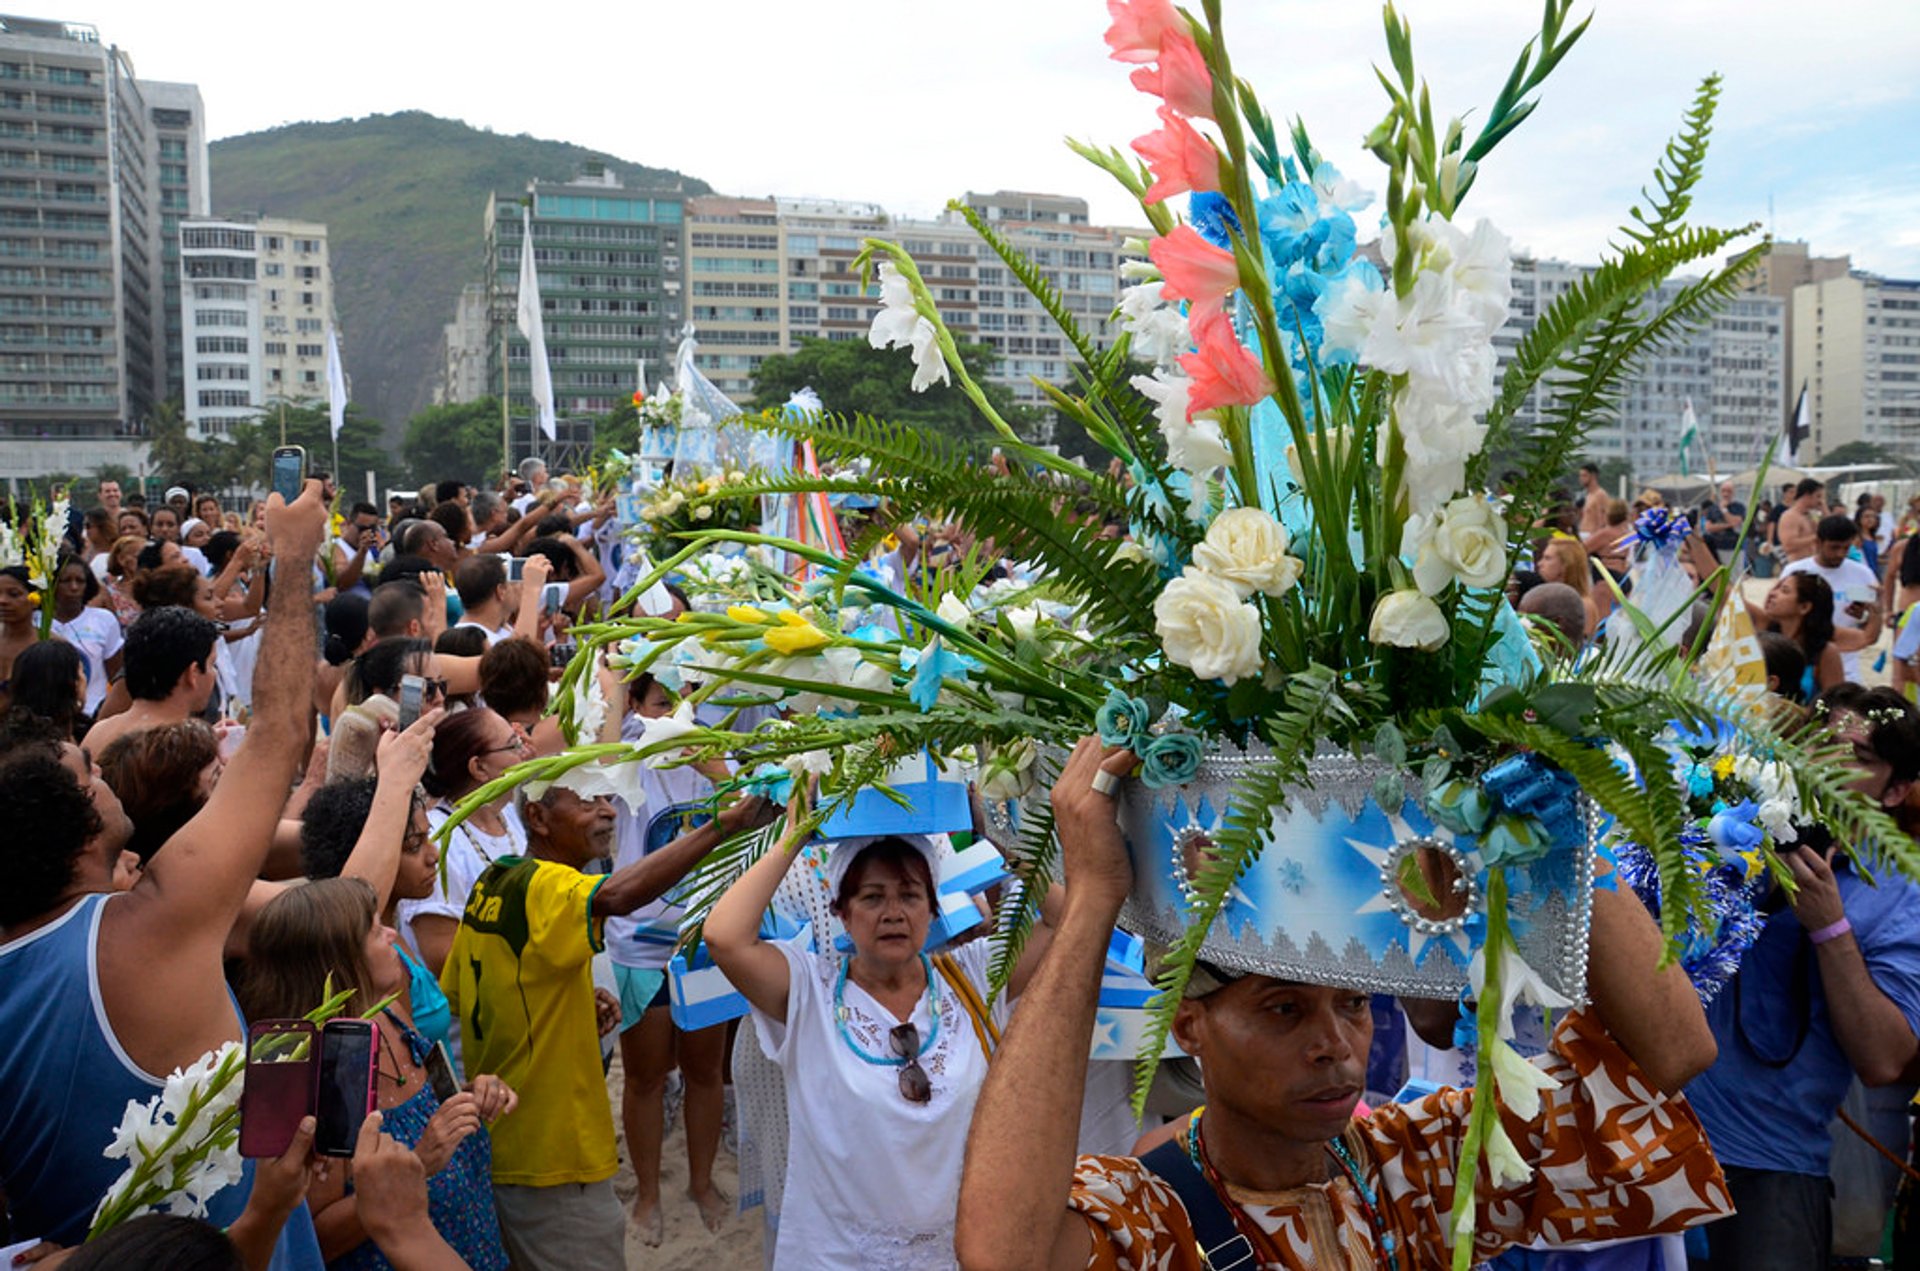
[1153,568,1264,685]
[1488,1037,1560,1122]
[1132,370,1231,476]
[1483,1118,1533,1188]
[784,749,834,781]
[868,262,951,392]
[632,701,700,766]
[1191,507,1303,600]
[1405,495,1508,596]
[1116,282,1192,366]
[936,592,972,628]
[1758,798,1799,844]
[1471,944,1575,1042]
[1004,605,1043,641]
[1368,589,1450,651]
[978,739,1040,801]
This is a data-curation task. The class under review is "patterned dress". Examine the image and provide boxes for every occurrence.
[1068,1010,1731,1270]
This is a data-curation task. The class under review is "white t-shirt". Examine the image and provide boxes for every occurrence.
[605,761,714,970]
[397,801,526,960]
[53,607,123,715]
[753,939,997,1271]
[1782,556,1882,681]
[451,618,512,647]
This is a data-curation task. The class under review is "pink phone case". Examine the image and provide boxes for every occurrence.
[239,1020,317,1159]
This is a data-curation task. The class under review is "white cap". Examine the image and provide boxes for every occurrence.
[823,834,942,901]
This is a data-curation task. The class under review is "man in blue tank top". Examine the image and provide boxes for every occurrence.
[0,479,330,1266]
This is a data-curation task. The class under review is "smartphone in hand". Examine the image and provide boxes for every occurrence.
[270,446,306,504]
[314,1019,378,1158]
[239,1020,318,1159]
[396,674,426,729]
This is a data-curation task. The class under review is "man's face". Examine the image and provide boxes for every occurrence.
[1815,534,1853,569]
[1832,711,1910,808]
[98,480,120,511]
[1719,483,1735,504]
[61,741,131,859]
[530,788,616,864]
[1175,976,1371,1144]
[346,513,379,547]
[1580,469,1598,489]
[1801,486,1825,509]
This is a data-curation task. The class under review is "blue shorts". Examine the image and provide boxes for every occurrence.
[613,963,669,1034]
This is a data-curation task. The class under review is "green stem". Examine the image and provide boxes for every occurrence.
[1449,868,1509,1270]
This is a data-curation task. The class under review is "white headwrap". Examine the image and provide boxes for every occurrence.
[823,833,943,902]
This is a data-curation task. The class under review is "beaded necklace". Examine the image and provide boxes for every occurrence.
[1182,1106,1401,1271]
[833,952,940,1066]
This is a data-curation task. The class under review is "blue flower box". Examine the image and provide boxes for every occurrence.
[819,751,972,840]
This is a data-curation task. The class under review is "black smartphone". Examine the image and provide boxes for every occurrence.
[423,1042,460,1103]
[396,674,425,729]
[313,1019,377,1157]
[270,445,306,505]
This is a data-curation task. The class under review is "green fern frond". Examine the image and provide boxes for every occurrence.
[1621,75,1722,248]
[985,760,1064,1001]
[949,201,1103,373]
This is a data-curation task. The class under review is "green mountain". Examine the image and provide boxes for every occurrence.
[208,111,709,444]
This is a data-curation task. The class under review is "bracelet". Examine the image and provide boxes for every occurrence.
[1808,917,1853,946]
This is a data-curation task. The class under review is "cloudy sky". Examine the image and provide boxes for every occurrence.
[84,0,1920,275]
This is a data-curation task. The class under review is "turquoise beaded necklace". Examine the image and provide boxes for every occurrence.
[833,952,940,1066]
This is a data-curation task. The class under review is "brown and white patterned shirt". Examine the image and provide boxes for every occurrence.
[1068,1009,1732,1269]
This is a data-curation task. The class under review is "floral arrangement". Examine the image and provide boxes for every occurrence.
[0,492,67,637]
[87,980,373,1238]
[633,469,762,557]
[460,1,1920,1261]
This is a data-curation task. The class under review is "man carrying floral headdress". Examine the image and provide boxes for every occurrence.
[955,739,1734,1271]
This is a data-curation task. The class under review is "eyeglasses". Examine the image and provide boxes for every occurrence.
[889,1023,932,1104]
[482,733,529,757]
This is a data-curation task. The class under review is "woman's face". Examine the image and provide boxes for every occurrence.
[469,710,527,789]
[0,574,33,625]
[196,499,219,524]
[1765,577,1808,620]
[111,542,139,578]
[193,576,218,619]
[838,856,933,967]
[249,502,267,528]
[157,541,184,569]
[150,510,179,542]
[1537,548,1566,584]
[364,918,406,995]
[394,804,439,902]
[636,679,672,720]
[184,522,211,549]
[55,562,88,611]
[117,512,144,539]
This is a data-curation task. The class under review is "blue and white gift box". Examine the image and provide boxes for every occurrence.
[1092,928,1185,1060]
[941,837,1012,897]
[668,914,811,1031]
[820,751,972,840]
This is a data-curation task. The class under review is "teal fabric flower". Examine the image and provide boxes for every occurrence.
[1140,733,1204,789]
[1427,779,1490,836]
[1096,689,1151,748]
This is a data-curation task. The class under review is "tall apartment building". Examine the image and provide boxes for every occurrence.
[178,215,338,439]
[1791,271,1920,457]
[677,190,1130,411]
[1497,257,1786,480]
[433,281,489,405]
[486,165,686,455]
[143,79,207,404]
[0,14,159,479]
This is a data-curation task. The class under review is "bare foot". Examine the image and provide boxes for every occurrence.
[691,1184,731,1234]
[631,1199,665,1248]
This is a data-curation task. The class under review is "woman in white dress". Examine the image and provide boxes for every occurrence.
[707,826,1060,1270]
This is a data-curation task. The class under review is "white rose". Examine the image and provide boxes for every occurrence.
[1005,605,1043,641]
[1191,507,1303,600]
[1368,589,1451,651]
[1153,568,1265,684]
[692,504,714,521]
[936,592,972,627]
[1407,495,1508,596]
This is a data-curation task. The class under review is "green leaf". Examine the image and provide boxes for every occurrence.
[1373,720,1408,765]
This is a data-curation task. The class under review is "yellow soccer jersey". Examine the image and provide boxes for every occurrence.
[439,855,614,1185]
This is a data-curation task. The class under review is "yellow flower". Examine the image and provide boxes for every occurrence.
[774,610,810,627]
[26,590,39,606]
[763,620,831,655]
[1712,754,1735,780]
[727,605,769,624]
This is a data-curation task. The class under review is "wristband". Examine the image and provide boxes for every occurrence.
[1808,917,1853,946]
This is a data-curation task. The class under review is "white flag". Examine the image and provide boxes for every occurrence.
[1678,397,1698,476]
[516,207,556,441]
[325,324,348,441]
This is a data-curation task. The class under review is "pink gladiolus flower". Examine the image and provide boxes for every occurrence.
[1105,0,1183,63]
[1149,224,1239,312]
[1129,28,1214,120]
[1180,305,1275,416]
[1133,106,1221,204]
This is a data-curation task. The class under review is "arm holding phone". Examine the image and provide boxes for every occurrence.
[1786,845,1920,1086]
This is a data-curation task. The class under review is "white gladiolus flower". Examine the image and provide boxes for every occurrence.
[784,749,834,780]
[633,702,700,766]
[1406,495,1508,596]
[1004,605,1043,641]
[1116,282,1192,367]
[1471,945,1575,1042]
[1368,589,1450,651]
[1131,370,1232,476]
[936,592,973,627]
[1489,1038,1560,1122]
[1191,507,1303,599]
[1153,568,1264,685]
[1483,1118,1534,1187]
[1361,270,1482,385]
[1119,257,1161,282]
[868,262,951,392]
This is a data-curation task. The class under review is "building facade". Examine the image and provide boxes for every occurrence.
[1494,258,1786,483]
[143,79,207,405]
[433,281,489,405]
[178,214,337,439]
[1791,271,1920,458]
[486,165,687,458]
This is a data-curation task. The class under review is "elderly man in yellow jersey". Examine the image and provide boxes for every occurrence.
[440,765,776,1271]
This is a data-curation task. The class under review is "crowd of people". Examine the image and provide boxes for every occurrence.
[1,456,1919,1271]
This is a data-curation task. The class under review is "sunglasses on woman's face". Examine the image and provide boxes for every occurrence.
[889,1023,932,1104]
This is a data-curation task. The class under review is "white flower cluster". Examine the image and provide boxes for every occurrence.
[1735,754,1803,845]
[869,262,951,393]
[1131,368,1231,479]
[1466,943,1571,1192]
[1323,217,1512,521]
[0,520,21,570]
[1115,281,1192,368]
[95,1042,245,1228]
[1152,507,1302,685]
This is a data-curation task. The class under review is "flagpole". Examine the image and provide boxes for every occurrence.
[500,321,510,482]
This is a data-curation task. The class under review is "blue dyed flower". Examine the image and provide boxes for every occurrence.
[739,763,795,804]
[1139,733,1205,789]
[906,636,978,712]
[1096,689,1151,749]
[1708,800,1766,853]
[1685,762,1717,800]
[1187,192,1243,250]
[1481,813,1552,867]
